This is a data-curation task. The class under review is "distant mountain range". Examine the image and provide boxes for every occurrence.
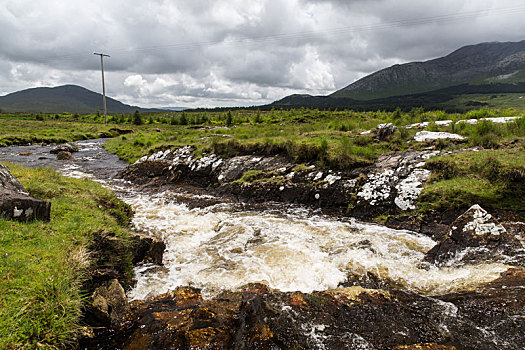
[0,85,164,114]
[273,40,525,110]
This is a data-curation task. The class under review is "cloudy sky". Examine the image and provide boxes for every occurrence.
[1,0,524,108]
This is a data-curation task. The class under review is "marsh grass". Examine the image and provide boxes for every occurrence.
[0,163,134,349]
[421,148,525,212]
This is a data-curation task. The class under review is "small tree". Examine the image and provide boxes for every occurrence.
[226,110,233,126]
[133,110,143,125]
[180,112,187,125]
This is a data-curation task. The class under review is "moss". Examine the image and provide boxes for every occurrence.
[292,164,310,172]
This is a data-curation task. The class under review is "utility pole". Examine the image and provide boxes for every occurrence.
[94,52,110,124]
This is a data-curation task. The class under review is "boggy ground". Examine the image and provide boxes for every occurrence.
[81,268,525,350]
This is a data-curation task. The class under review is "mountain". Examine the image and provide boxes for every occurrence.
[331,40,525,100]
[271,40,525,110]
[0,85,163,114]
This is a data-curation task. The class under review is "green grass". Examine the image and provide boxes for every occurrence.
[0,116,118,146]
[0,163,134,349]
[446,93,525,110]
[420,148,525,213]
[102,109,419,169]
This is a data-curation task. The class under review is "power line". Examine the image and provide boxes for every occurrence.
[25,5,525,64]
[105,5,525,54]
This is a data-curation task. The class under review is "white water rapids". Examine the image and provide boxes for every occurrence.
[125,191,509,301]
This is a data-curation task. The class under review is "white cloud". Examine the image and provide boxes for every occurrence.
[1,0,524,107]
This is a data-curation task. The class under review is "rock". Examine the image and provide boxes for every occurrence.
[374,123,397,140]
[393,344,457,350]
[414,131,465,142]
[56,151,72,160]
[19,151,32,156]
[130,232,166,265]
[424,204,524,266]
[49,142,79,154]
[88,279,130,327]
[0,164,27,194]
[119,147,361,210]
[0,163,51,222]
[80,272,525,349]
[353,150,435,217]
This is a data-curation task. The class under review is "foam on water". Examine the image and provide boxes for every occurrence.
[126,192,509,301]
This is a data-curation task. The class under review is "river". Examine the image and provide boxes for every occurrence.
[0,139,510,301]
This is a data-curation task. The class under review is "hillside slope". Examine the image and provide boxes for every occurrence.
[330,40,525,100]
[0,85,160,114]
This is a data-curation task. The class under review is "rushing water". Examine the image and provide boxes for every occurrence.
[0,140,510,301]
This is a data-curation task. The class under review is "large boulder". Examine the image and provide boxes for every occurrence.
[130,232,166,265]
[0,164,51,222]
[374,122,397,140]
[424,204,524,266]
[87,279,130,327]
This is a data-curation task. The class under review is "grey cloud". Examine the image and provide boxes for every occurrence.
[1,0,524,107]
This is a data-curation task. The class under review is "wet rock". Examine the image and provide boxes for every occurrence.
[81,272,525,350]
[386,209,464,241]
[130,232,166,265]
[0,163,51,222]
[119,147,361,210]
[56,151,72,160]
[49,142,79,154]
[424,205,524,266]
[118,160,173,185]
[87,279,130,327]
[374,123,397,140]
[19,151,32,156]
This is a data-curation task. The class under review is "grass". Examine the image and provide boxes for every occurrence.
[0,163,135,349]
[0,115,123,147]
[101,109,421,169]
[420,148,525,212]
[446,93,525,110]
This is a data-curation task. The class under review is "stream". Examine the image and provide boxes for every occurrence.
[0,139,511,300]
